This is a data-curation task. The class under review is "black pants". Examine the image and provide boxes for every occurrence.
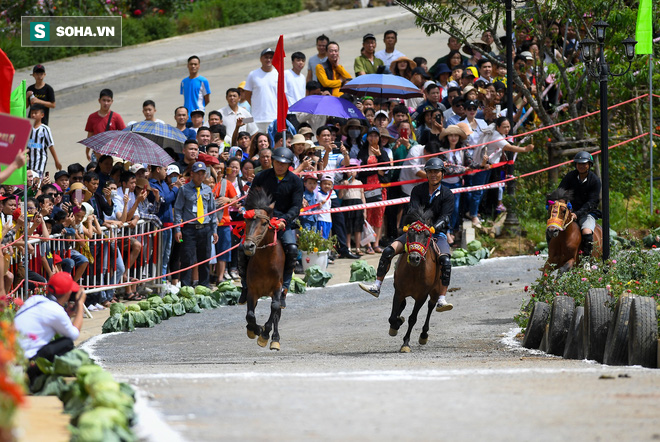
[181,224,213,287]
[27,337,74,388]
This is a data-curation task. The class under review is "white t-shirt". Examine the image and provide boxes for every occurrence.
[375,49,406,67]
[284,69,306,106]
[244,68,278,123]
[315,189,333,223]
[15,296,80,359]
[399,144,426,196]
[218,105,258,139]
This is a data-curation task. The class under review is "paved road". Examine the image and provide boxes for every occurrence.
[90,256,660,441]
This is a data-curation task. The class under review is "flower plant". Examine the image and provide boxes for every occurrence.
[0,294,26,440]
[297,225,336,254]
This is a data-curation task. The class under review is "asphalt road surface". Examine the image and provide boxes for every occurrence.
[89,255,660,441]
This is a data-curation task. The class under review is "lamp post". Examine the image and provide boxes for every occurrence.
[580,21,637,261]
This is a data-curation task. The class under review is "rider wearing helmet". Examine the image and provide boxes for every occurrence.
[237,147,304,308]
[557,151,601,257]
[359,157,455,312]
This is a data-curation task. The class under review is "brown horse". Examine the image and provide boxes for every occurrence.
[388,208,444,353]
[545,188,603,273]
[242,187,286,351]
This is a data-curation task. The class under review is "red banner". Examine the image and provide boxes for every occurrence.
[0,114,32,166]
[273,35,288,133]
[0,49,15,114]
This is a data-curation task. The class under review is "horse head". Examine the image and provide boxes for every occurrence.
[243,187,275,256]
[402,208,435,267]
[546,188,574,239]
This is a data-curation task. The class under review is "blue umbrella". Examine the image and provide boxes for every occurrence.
[123,120,187,153]
[340,73,423,99]
[289,95,366,119]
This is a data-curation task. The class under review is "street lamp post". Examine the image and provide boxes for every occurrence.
[580,21,637,261]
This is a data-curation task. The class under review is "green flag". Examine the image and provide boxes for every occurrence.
[636,0,653,55]
[2,80,27,185]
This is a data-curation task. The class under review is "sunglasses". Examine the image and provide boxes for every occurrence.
[466,107,478,111]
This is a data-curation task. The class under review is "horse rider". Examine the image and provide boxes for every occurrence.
[359,157,455,312]
[237,147,304,309]
[556,151,601,257]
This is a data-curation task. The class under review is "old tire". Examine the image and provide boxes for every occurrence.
[547,296,575,356]
[627,297,658,368]
[563,306,584,359]
[603,295,633,365]
[522,302,550,349]
[583,288,612,363]
[540,324,549,353]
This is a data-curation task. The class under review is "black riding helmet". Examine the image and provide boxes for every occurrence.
[272,147,294,164]
[424,157,446,172]
[573,151,594,166]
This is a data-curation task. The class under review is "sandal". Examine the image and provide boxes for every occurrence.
[365,247,375,255]
[126,292,143,301]
[354,248,364,256]
[373,246,383,253]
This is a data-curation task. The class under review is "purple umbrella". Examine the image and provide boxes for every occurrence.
[289,95,365,119]
[78,131,174,166]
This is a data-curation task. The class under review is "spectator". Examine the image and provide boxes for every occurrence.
[211,162,238,282]
[85,89,125,161]
[128,100,165,125]
[219,88,258,142]
[438,127,470,243]
[67,163,85,186]
[316,175,334,239]
[413,57,428,72]
[307,34,330,82]
[285,52,307,106]
[208,110,222,127]
[236,81,251,113]
[94,155,113,191]
[338,162,366,255]
[434,64,452,97]
[181,55,211,117]
[254,148,272,174]
[415,83,443,118]
[189,109,205,134]
[27,104,61,177]
[354,33,384,76]
[390,57,416,80]
[173,162,218,287]
[177,139,200,176]
[430,36,468,75]
[26,64,55,126]
[375,30,405,67]
[316,42,352,97]
[196,126,212,152]
[173,106,197,140]
[244,48,278,133]
[477,58,494,83]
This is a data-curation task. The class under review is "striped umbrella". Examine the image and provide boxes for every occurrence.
[78,131,174,166]
[123,120,187,153]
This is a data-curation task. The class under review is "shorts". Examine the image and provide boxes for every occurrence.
[215,225,232,262]
[69,250,89,267]
[578,214,596,232]
[316,221,332,239]
[394,232,451,255]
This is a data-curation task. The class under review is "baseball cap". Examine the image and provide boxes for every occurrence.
[367,126,381,136]
[54,170,69,180]
[261,48,275,57]
[520,51,534,61]
[53,253,63,265]
[129,163,145,173]
[190,109,205,117]
[0,195,8,202]
[363,33,376,42]
[192,161,207,173]
[48,272,80,296]
[423,80,437,91]
[33,64,45,73]
[412,67,430,79]
[320,174,334,183]
[303,173,319,181]
[374,110,389,119]
[166,165,180,176]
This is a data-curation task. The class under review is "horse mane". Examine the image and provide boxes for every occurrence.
[548,188,574,203]
[244,187,273,214]
[404,206,434,227]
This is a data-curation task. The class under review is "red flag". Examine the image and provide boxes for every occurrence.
[0,49,15,114]
[273,35,288,133]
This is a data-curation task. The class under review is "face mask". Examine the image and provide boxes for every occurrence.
[348,129,361,139]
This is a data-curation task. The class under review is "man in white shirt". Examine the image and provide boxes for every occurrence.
[375,30,406,67]
[244,48,279,133]
[307,34,329,82]
[15,272,86,385]
[219,88,259,142]
[285,51,307,106]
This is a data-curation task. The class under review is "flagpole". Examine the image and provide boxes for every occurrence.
[23,173,28,297]
[650,52,654,215]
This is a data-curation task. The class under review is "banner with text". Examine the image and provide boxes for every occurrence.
[21,16,122,47]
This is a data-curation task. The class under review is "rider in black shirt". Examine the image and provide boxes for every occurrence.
[557,151,601,256]
[359,157,455,312]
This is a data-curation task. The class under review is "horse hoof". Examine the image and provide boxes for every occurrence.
[270,341,280,351]
[389,328,398,337]
[247,329,257,339]
[400,345,411,353]
[419,337,428,345]
[257,336,268,347]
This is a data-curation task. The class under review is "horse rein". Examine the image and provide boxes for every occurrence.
[403,221,435,260]
[243,210,280,249]
[546,200,574,231]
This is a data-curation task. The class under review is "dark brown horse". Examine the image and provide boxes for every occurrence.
[545,188,603,273]
[242,187,286,351]
[388,208,443,353]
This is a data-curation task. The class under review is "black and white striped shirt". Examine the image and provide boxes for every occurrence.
[27,124,54,177]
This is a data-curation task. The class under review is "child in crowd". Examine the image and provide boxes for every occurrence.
[28,104,62,177]
[316,174,334,239]
[300,173,318,231]
[339,161,366,256]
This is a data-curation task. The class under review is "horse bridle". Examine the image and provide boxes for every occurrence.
[403,221,435,261]
[243,209,279,249]
[546,200,574,231]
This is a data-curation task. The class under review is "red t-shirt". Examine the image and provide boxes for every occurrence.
[212,179,238,226]
[85,111,126,135]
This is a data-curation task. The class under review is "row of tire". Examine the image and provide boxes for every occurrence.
[522,288,659,368]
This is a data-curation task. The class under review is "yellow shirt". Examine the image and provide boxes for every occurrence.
[316,63,352,97]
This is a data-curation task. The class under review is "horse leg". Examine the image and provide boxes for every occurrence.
[400,298,425,353]
[419,298,435,345]
[270,289,282,351]
[258,294,279,348]
[388,293,406,336]
[245,297,261,340]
